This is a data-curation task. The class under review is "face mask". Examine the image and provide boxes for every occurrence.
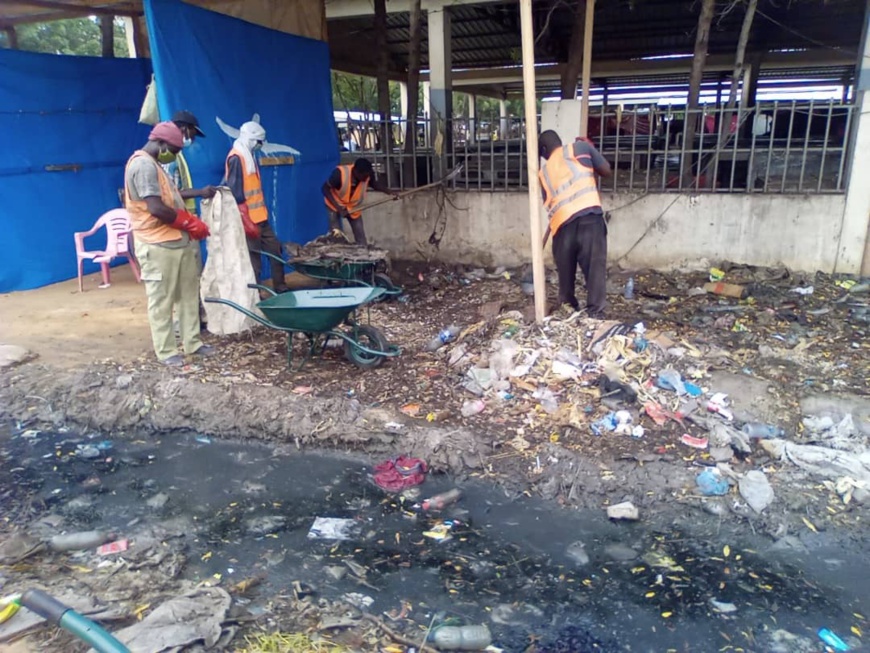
[182,137,193,148]
[158,149,177,164]
[252,140,263,152]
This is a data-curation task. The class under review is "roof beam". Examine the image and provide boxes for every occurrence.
[424,49,854,87]
[326,0,504,19]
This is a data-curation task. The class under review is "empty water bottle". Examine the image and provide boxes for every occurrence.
[431,624,492,651]
[624,277,635,300]
[426,325,461,352]
[741,423,785,439]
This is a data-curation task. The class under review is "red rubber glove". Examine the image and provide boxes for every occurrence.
[238,204,260,239]
[171,210,210,240]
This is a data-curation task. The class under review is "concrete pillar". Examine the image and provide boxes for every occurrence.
[838,2,870,274]
[467,93,476,142]
[499,99,508,140]
[427,7,452,169]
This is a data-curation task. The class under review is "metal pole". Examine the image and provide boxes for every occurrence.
[520,0,546,323]
[580,0,595,137]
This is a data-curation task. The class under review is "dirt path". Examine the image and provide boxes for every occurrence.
[0,266,150,368]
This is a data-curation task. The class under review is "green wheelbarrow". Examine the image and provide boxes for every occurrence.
[205,285,400,370]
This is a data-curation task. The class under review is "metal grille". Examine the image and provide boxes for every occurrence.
[335,100,856,194]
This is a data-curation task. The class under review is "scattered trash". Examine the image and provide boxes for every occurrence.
[423,519,461,542]
[624,277,635,300]
[703,281,748,299]
[566,541,590,566]
[373,455,428,492]
[657,368,687,395]
[421,488,463,512]
[818,627,851,652]
[426,325,462,352]
[696,468,730,496]
[606,501,639,521]
[430,624,493,651]
[97,539,129,556]
[709,267,726,282]
[307,517,359,541]
[48,530,111,552]
[461,399,486,417]
[790,285,814,295]
[342,593,374,609]
[592,413,618,435]
[681,434,709,450]
[194,435,212,444]
[738,470,775,513]
[109,587,231,652]
[741,423,785,439]
[709,598,738,614]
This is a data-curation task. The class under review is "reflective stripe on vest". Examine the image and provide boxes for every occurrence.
[176,152,196,212]
[225,148,268,224]
[324,164,368,219]
[124,151,186,245]
[538,144,601,237]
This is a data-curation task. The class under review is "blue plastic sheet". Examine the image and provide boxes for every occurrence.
[0,49,151,292]
[144,0,338,272]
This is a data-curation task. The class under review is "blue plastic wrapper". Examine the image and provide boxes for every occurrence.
[696,468,730,496]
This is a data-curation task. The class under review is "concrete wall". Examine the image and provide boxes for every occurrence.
[362,191,852,273]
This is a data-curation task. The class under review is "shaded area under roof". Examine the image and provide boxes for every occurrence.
[328,0,865,90]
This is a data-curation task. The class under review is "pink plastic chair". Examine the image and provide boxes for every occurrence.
[74,209,141,292]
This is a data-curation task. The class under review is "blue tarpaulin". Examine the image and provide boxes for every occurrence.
[144,0,338,268]
[0,49,151,292]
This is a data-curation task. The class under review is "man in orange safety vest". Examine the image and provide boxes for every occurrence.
[538,129,612,318]
[322,158,397,246]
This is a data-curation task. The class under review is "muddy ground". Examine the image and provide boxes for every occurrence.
[0,261,869,651]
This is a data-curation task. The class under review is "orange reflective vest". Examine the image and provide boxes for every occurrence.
[538,145,601,237]
[324,165,369,219]
[225,148,268,224]
[124,151,185,245]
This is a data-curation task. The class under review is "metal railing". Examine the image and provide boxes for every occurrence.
[336,100,855,195]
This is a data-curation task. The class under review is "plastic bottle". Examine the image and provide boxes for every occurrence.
[48,530,111,552]
[421,488,463,512]
[431,624,492,651]
[425,325,461,352]
[624,277,635,300]
[741,423,785,439]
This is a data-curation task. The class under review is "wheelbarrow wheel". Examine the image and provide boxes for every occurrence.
[344,325,389,368]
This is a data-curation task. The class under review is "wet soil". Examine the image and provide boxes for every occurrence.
[1,425,868,652]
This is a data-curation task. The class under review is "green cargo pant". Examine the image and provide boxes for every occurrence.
[137,239,203,361]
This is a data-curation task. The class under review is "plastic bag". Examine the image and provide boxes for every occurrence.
[138,75,159,126]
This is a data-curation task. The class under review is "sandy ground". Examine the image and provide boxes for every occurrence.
[0,265,150,368]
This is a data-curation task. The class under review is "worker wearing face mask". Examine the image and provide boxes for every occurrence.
[223,120,288,293]
[124,122,213,366]
[161,110,218,209]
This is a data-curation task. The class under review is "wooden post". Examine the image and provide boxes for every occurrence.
[100,15,115,57]
[519,0,546,323]
[579,0,595,137]
[4,27,18,49]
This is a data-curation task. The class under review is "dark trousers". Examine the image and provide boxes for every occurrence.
[552,211,608,316]
[247,221,287,291]
[329,210,368,246]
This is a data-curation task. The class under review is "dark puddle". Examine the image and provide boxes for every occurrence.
[1,425,867,652]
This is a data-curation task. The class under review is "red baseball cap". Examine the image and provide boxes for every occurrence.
[149,121,184,149]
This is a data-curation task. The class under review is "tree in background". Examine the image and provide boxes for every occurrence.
[7,17,129,57]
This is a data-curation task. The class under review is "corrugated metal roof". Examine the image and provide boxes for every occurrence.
[328,0,865,78]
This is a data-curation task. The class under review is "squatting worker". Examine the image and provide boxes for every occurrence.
[124,121,215,366]
[224,121,288,293]
[322,158,398,246]
[538,130,612,318]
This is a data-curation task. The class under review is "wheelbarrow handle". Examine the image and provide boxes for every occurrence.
[204,297,281,330]
[250,248,288,267]
[20,589,130,653]
[247,283,277,296]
